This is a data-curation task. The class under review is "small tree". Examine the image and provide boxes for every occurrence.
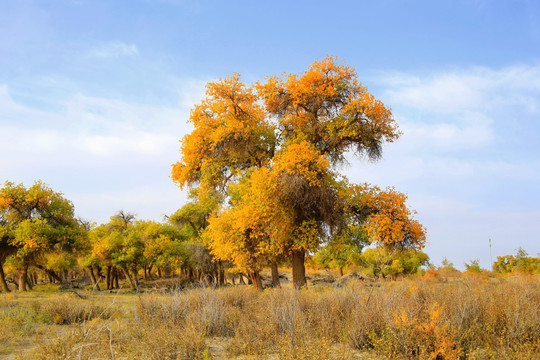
[359,247,429,279]
[0,181,84,291]
[493,248,540,274]
[464,258,482,273]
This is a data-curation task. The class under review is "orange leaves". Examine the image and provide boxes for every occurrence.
[257,55,400,164]
[391,302,462,359]
[171,74,274,190]
[345,183,426,249]
[0,195,12,208]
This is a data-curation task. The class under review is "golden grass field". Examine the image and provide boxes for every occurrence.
[0,272,539,359]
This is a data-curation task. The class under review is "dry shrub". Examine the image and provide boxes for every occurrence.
[39,295,115,325]
[7,274,540,360]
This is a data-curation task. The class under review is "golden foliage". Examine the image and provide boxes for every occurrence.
[171,74,275,190]
[345,183,426,248]
[258,55,400,164]
[206,167,292,273]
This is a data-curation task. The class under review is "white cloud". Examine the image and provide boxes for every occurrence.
[0,82,206,223]
[69,184,189,224]
[88,42,140,58]
[78,132,177,156]
[383,64,540,114]
[396,111,493,152]
[346,64,540,268]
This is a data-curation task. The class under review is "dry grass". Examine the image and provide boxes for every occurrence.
[1,274,539,359]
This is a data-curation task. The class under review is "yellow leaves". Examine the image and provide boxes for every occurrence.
[206,166,293,272]
[348,184,426,248]
[273,141,329,186]
[290,220,319,252]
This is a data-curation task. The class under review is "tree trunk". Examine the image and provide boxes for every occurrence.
[157,267,162,278]
[113,268,119,289]
[271,261,281,288]
[238,274,245,285]
[89,266,101,291]
[19,263,28,292]
[0,263,10,292]
[292,250,307,289]
[106,265,112,290]
[148,264,153,279]
[249,271,263,290]
[122,268,137,290]
[131,268,139,288]
[26,276,33,290]
[35,265,62,284]
[217,261,225,287]
[339,267,344,277]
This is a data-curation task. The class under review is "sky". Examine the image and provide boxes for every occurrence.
[1,0,539,269]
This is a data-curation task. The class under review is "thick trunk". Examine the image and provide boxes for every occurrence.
[148,264,153,279]
[157,267,162,278]
[249,271,263,290]
[270,261,281,288]
[291,250,307,289]
[122,268,137,290]
[19,263,28,292]
[217,261,225,286]
[0,263,10,292]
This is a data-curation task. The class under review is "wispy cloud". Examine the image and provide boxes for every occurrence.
[88,41,140,58]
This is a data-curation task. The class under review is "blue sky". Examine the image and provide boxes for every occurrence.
[1,0,539,269]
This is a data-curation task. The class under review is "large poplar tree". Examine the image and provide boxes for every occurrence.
[172,56,424,288]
